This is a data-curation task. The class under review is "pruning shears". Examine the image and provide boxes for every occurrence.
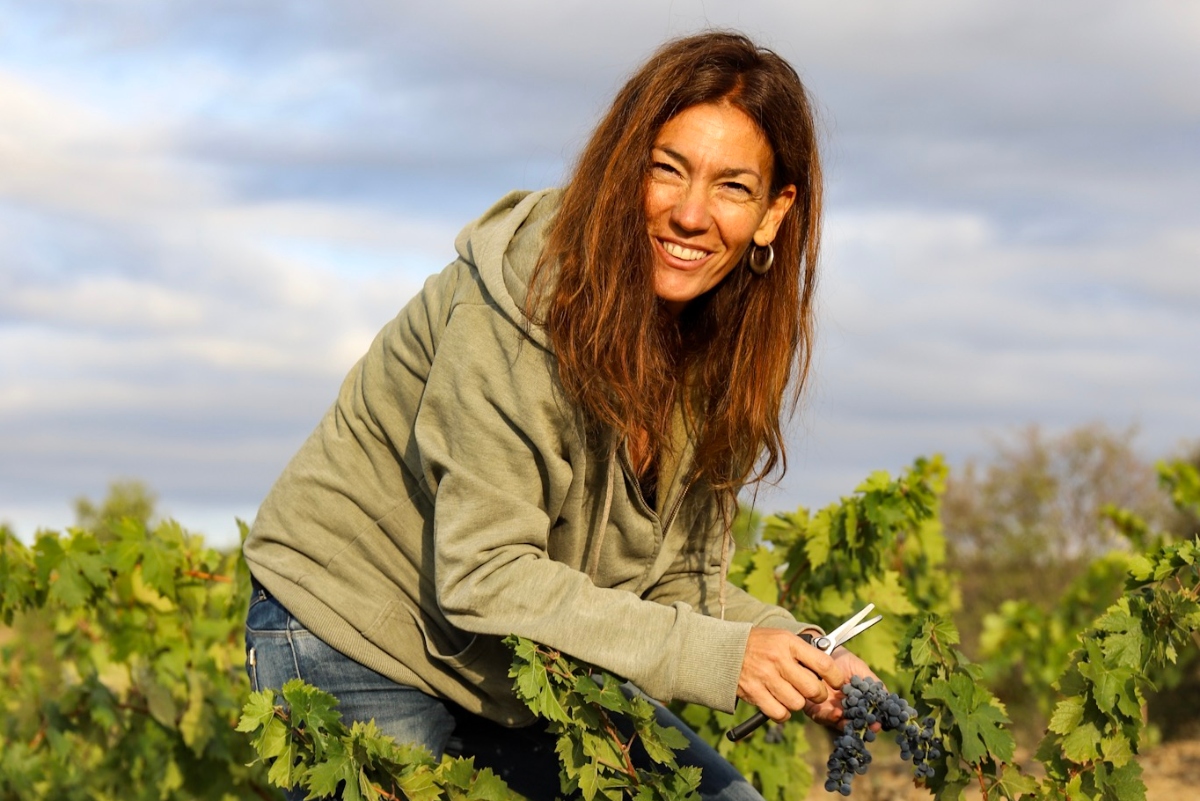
[726,604,883,742]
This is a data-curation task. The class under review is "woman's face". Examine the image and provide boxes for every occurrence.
[645,102,796,315]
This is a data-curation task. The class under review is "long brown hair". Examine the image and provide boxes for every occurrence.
[529,31,822,502]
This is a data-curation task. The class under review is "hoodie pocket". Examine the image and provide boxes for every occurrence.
[361,598,502,673]
[361,598,533,724]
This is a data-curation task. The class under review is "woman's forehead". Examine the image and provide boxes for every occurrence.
[652,103,774,177]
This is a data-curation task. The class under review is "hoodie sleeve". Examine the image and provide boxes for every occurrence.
[413,303,752,712]
[642,513,825,637]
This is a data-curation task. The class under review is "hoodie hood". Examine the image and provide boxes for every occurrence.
[453,188,561,348]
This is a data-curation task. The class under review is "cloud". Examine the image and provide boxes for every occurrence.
[1,0,1198,544]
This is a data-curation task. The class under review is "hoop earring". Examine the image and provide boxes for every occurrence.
[748,243,774,275]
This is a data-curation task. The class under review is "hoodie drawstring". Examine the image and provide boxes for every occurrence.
[718,513,733,620]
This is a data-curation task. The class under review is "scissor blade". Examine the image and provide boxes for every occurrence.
[828,614,882,651]
[825,603,877,643]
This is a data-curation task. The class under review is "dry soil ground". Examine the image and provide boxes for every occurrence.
[801,738,1200,800]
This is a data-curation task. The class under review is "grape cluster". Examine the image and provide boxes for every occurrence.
[823,676,942,796]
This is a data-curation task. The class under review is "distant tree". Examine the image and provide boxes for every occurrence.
[941,423,1175,651]
[73,480,157,541]
[1162,439,1200,539]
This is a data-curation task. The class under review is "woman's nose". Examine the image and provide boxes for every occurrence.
[670,183,712,233]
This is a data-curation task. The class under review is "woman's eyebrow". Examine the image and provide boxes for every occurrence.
[651,146,761,182]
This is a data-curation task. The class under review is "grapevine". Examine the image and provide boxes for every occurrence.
[674,457,955,800]
[506,636,702,801]
[2,458,1196,801]
[237,679,519,801]
[0,517,271,800]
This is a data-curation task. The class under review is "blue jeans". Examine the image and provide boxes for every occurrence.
[245,580,763,800]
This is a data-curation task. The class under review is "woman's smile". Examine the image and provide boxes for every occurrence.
[657,238,712,264]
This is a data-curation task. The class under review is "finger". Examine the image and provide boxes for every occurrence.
[739,681,794,723]
[804,698,845,728]
[776,656,830,705]
[791,638,846,689]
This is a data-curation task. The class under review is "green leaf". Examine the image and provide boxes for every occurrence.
[1096,609,1144,670]
[904,614,960,668]
[442,756,476,789]
[578,760,601,801]
[237,690,278,733]
[140,537,180,600]
[266,740,299,789]
[397,769,442,801]
[743,548,783,604]
[1123,556,1152,582]
[179,672,214,754]
[862,570,918,616]
[1048,696,1085,735]
[467,767,514,800]
[1084,642,1137,724]
[1100,760,1146,801]
[47,558,93,608]
[924,673,1014,764]
[992,768,1039,800]
[307,750,355,798]
[257,717,290,760]
[1061,721,1102,763]
[157,758,184,798]
[805,511,831,568]
[638,718,687,767]
[1101,732,1134,767]
[855,470,893,494]
[141,672,179,729]
[577,674,633,715]
[843,504,859,550]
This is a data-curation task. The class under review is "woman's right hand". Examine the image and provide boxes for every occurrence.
[736,627,847,722]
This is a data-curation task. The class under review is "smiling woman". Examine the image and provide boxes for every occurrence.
[242,31,876,801]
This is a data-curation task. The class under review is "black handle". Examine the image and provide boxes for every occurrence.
[725,632,816,742]
[726,711,769,741]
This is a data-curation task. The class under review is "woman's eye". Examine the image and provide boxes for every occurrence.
[651,162,680,176]
[724,181,752,195]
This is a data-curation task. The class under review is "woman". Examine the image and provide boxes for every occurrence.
[244,31,877,800]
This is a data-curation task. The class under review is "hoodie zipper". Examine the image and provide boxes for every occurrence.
[619,440,693,536]
[662,478,694,538]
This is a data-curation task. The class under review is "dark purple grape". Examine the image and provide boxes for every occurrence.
[822,675,944,795]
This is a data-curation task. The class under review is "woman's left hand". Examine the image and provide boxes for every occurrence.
[801,646,881,729]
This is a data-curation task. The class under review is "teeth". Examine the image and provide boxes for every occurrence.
[662,241,707,261]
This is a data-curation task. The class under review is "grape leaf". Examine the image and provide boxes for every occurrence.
[1048,696,1084,735]
[578,760,602,801]
[1101,732,1134,767]
[1100,760,1146,801]
[307,750,356,798]
[924,673,1014,764]
[468,767,514,800]
[991,767,1039,800]
[843,503,859,550]
[743,549,783,604]
[236,690,278,732]
[397,769,442,801]
[179,672,213,754]
[862,570,918,616]
[1061,721,1102,763]
[805,512,832,569]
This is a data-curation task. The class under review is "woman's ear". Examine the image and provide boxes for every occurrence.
[755,184,797,246]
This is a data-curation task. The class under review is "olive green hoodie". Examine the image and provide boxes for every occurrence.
[243,188,814,726]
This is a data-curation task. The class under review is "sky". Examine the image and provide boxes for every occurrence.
[2,0,1198,547]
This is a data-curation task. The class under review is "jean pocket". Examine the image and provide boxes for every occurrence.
[246,593,292,634]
